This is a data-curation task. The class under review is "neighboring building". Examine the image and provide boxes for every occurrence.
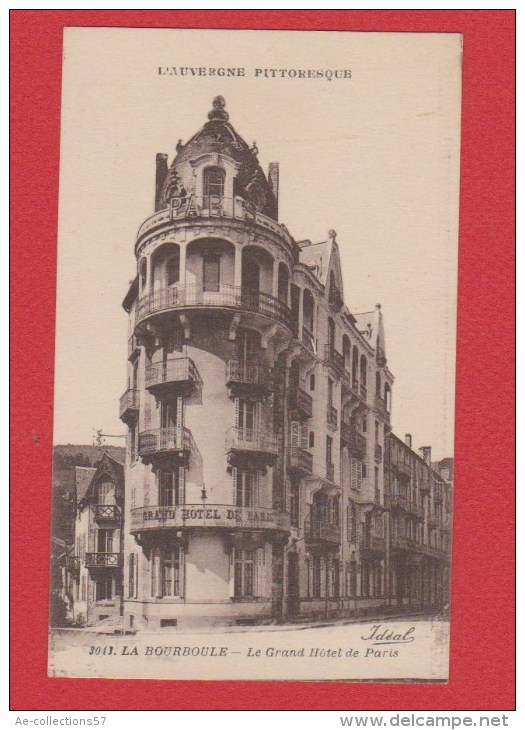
[385,436,452,611]
[67,96,451,630]
[67,452,125,626]
[51,444,126,625]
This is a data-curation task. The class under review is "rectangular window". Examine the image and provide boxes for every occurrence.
[309,431,315,448]
[312,555,321,598]
[96,575,113,601]
[290,480,299,527]
[326,436,333,465]
[236,398,257,435]
[159,469,180,506]
[203,255,220,292]
[310,374,315,391]
[97,529,114,553]
[234,549,255,597]
[327,378,333,408]
[129,423,137,462]
[161,550,181,597]
[236,470,256,507]
[128,554,135,598]
[98,481,116,505]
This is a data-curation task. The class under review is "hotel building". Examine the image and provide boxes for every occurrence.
[67,97,451,629]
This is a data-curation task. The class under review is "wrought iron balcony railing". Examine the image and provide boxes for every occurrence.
[226,359,273,392]
[135,284,293,331]
[66,556,80,572]
[327,405,338,429]
[301,326,315,355]
[389,493,408,511]
[119,388,139,422]
[287,447,313,474]
[340,422,366,457]
[92,504,122,522]
[145,357,200,394]
[361,534,386,554]
[374,394,390,422]
[85,552,121,568]
[138,427,192,459]
[304,513,340,545]
[324,344,345,377]
[288,387,313,420]
[225,427,279,463]
[392,458,411,479]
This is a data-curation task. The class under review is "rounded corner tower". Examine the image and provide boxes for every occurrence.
[120,97,297,630]
[112,97,438,633]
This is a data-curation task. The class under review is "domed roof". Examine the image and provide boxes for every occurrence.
[159,96,278,220]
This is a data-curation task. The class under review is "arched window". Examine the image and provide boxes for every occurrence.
[166,253,180,287]
[139,258,147,292]
[360,354,368,395]
[303,289,314,333]
[376,371,381,397]
[203,167,225,198]
[327,317,335,351]
[352,346,359,387]
[278,262,289,304]
[343,335,351,372]
[384,382,391,412]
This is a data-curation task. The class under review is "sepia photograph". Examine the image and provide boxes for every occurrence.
[48,27,462,681]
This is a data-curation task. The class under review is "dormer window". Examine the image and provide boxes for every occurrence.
[204,167,225,198]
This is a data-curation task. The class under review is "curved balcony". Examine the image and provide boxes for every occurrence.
[138,426,192,466]
[287,447,313,475]
[340,422,366,459]
[374,395,391,424]
[361,535,386,555]
[66,556,80,573]
[136,195,295,255]
[119,388,139,424]
[304,512,340,548]
[225,427,279,467]
[85,552,121,569]
[374,443,383,463]
[392,459,411,479]
[324,344,345,378]
[226,359,273,397]
[130,504,290,535]
[145,357,200,398]
[327,405,338,430]
[135,284,293,333]
[391,535,419,553]
[389,493,408,512]
[288,387,313,421]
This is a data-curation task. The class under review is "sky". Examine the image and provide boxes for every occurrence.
[54,28,462,460]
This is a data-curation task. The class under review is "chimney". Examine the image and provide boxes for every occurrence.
[155,153,169,211]
[268,162,279,215]
[419,446,432,465]
[404,433,412,449]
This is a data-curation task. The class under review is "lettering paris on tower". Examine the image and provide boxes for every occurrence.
[59,94,453,634]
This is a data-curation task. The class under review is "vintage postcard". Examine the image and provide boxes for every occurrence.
[48,27,461,681]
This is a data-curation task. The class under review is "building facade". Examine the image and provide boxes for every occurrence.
[67,453,125,626]
[70,96,451,630]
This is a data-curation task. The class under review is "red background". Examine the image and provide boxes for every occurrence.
[10,10,515,710]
